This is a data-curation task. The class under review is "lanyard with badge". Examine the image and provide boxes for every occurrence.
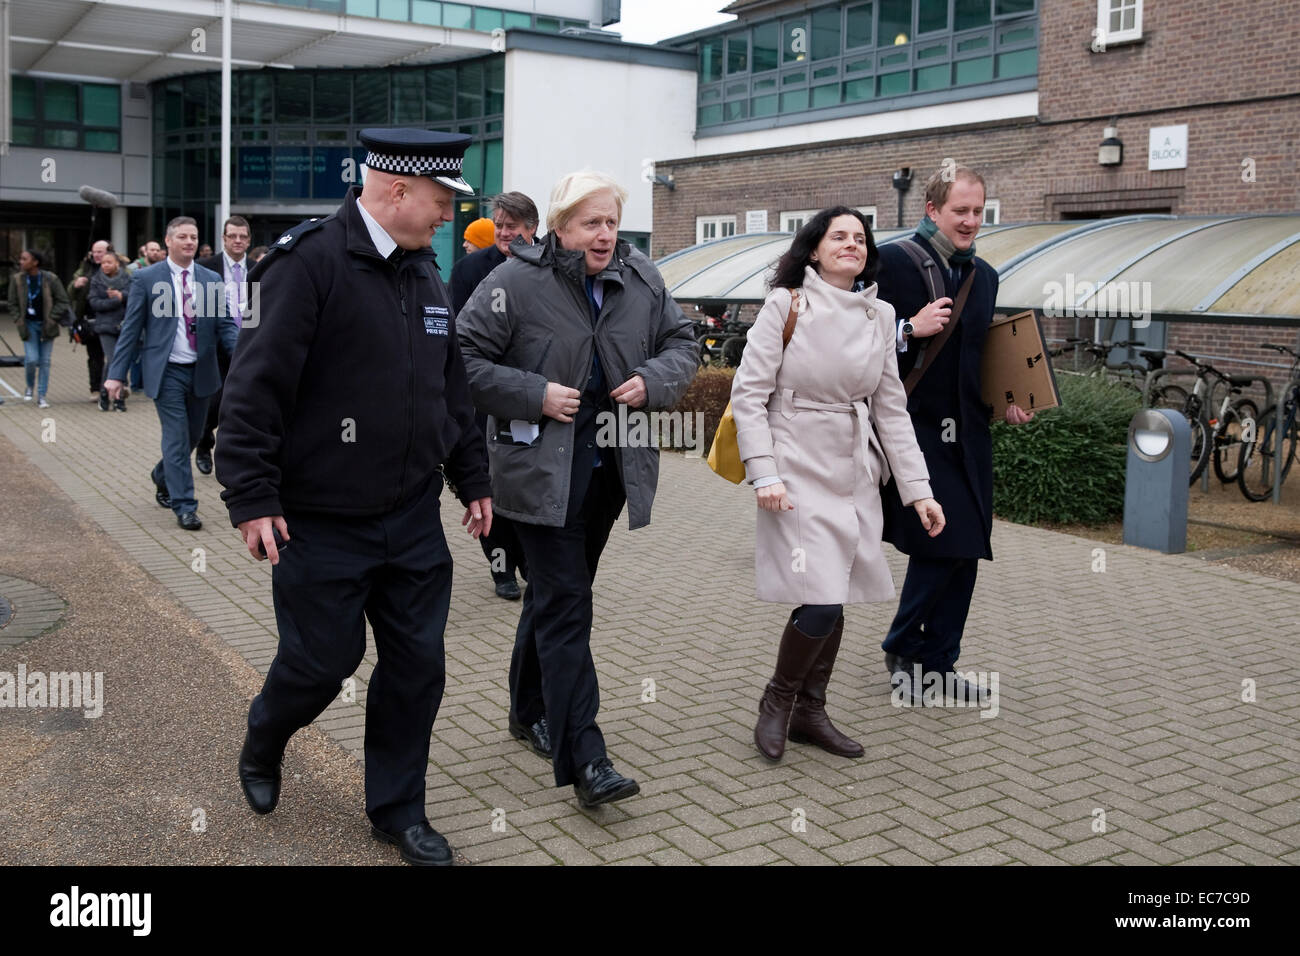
[27,273,41,316]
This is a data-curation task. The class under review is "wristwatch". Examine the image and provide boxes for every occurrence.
[901,320,915,338]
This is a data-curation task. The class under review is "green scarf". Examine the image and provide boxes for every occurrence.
[917,215,975,268]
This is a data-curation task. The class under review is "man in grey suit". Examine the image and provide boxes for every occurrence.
[105,216,237,530]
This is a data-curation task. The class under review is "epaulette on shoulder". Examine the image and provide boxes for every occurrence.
[266,216,328,257]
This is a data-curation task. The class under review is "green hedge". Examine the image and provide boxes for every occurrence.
[991,373,1141,525]
[672,366,735,452]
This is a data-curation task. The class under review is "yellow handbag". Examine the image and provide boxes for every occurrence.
[707,291,800,483]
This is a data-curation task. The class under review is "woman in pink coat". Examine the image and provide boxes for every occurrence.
[731,207,945,761]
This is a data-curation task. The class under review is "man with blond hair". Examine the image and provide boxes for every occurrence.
[458,170,698,809]
[878,164,1033,703]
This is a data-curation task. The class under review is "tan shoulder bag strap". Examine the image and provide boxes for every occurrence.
[781,289,799,349]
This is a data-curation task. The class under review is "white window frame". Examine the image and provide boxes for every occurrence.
[696,215,737,244]
[855,205,878,229]
[1097,0,1143,47]
[982,199,1001,225]
[780,209,818,233]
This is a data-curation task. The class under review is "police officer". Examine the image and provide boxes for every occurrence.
[216,129,493,867]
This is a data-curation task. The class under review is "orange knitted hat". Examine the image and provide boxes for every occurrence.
[463,218,495,249]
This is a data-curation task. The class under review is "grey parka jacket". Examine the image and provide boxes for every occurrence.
[457,234,699,529]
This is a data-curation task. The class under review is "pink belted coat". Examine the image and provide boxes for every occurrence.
[730,265,932,605]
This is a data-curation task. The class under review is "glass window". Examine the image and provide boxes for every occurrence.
[275,73,312,124]
[182,75,208,127]
[426,68,455,122]
[783,70,807,85]
[845,57,873,73]
[957,35,989,50]
[84,130,120,152]
[726,81,748,97]
[917,42,946,59]
[237,73,272,126]
[44,81,78,124]
[813,65,838,79]
[313,145,353,200]
[504,12,531,29]
[12,76,36,121]
[780,89,807,112]
[314,73,351,124]
[846,3,873,48]
[955,0,991,29]
[919,0,948,33]
[701,37,723,82]
[878,71,910,96]
[844,77,873,100]
[811,83,840,107]
[996,48,1037,76]
[753,21,779,72]
[346,0,377,15]
[954,56,993,83]
[456,61,483,118]
[880,0,913,47]
[724,100,746,121]
[392,71,423,123]
[83,84,119,126]
[751,93,777,117]
[442,2,472,28]
[782,18,807,63]
[274,146,312,199]
[996,0,1034,13]
[1001,26,1034,43]
[535,16,560,31]
[11,125,35,146]
[811,7,840,60]
[474,7,503,30]
[753,76,777,91]
[726,33,748,74]
[698,104,723,126]
[915,64,949,90]
[353,72,390,124]
[485,57,504,115]
[412,0,441,25]
[483,138,503,196]
[377,0,408,19]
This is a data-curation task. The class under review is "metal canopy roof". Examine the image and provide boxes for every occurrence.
[6,0,493,84]
[656,215,1300,326]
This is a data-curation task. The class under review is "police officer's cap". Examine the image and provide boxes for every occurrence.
[359,128,475,196]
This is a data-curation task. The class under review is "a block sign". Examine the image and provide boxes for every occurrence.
[1148,124,1188,170]
[745,209,768,233]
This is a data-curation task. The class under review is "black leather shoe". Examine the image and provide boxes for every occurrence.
[574,757,640,809]
[238,736,281,814]
[195,450,213,475]
[884,652,913,676]
[508,715,552,759]
[494,577,521,600]
[154,476,171,509]
[371,821,454,867]
[178,511,202,531]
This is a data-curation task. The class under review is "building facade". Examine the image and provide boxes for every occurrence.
[2,0,697,280]
[650,0,1300,370]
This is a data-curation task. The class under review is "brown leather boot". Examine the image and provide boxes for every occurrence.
[788,617,864,758]
[754,614,826,760]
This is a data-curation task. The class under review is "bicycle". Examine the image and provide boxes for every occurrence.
[1050,338,1181,407]
[1153,350,1260,486]
[1237,343,1300,501]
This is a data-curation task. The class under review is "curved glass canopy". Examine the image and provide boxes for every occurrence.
[656,215,1300,325]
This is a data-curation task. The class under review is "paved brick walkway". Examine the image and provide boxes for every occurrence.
[2,337,1299,865]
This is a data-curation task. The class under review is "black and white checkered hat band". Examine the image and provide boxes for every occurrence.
[364,151,463,176]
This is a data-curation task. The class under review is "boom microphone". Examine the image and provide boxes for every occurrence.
[78,184,120,208]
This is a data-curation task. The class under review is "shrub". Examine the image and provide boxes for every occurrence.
[991,373,1142,525]
[672,366,736,452]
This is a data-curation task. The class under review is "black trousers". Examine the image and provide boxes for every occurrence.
[246,474,452,833]
[479,512,527,581]
[881,556,979,672]
[84,333,104,393]
[510,461,625,787]
[197,350,231,456]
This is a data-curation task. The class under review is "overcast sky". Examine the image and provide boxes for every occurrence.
[608,0,735,45]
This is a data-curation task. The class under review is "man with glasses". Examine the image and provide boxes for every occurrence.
[195,215,252,476]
